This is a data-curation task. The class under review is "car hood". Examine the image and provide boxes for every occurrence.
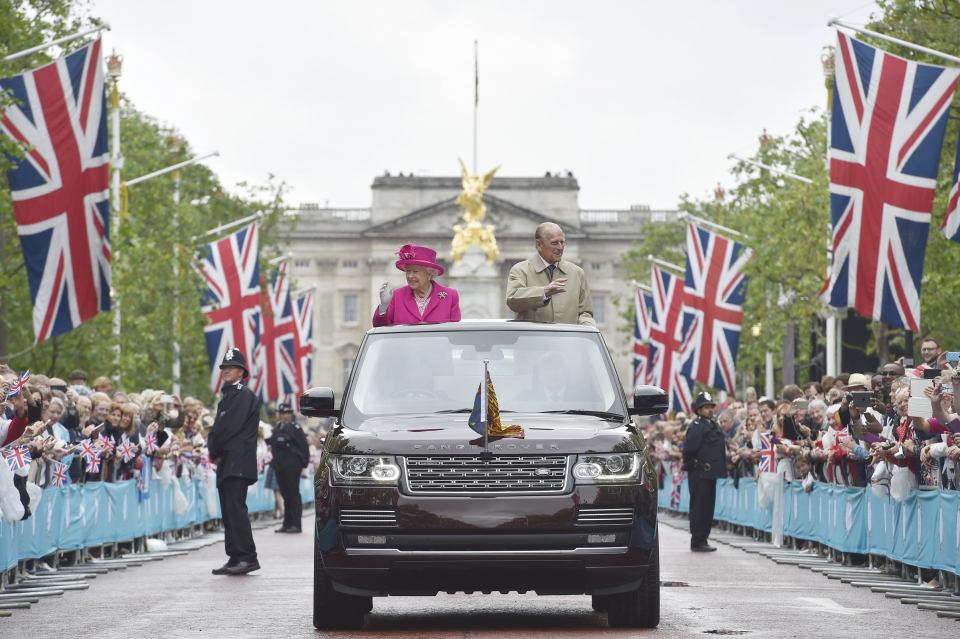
[330,413,639,455]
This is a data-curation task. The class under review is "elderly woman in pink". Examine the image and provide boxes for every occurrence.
[372,244,461,326]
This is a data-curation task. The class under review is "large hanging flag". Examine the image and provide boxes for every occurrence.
[195,223,262,392]
[941,131,960,243]
[0,39,111,343]
[680,223,750,393]
[292,290,315,397]
[251,261,297,403]
[648,264,692,413]
[823,31,960,331]
[633,288,653,390]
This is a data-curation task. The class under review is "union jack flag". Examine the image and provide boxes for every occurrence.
[669,470,684,509]
[2,445,31,471]
[5,370,30,398]
[757,432,776,474]
[143,433,157,454]
[98,433,114,456]
[823,32,960,331]
[85,455,100,474]
[941,130,960,242]
[633,287,653,390]
[251,261,297,402]
[292,290,315,403]
[0,39,111,343]
[680,223,750,393]
[195,223,262,391]
[118,437,136,463]
[50,460,69,488]
[77,438,99,464]
[648,264,693,413]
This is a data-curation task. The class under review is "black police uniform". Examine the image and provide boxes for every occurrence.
[266,406,310,532]
[682,393,727,550]
[208,348,262,572]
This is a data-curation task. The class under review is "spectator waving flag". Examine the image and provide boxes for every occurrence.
[823,31,960,332]
[648,264,693,413]
[195,223,262,392]
[143,432,157,454]
[633,287,653,390]
[50,460,69,488]
[251,261,298,402]
[292,290,315,400]
[0,39,111,343]
[680,223,751,393]
[941,131,960,242]
[2,445,32,471]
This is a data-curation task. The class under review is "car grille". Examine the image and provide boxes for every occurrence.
[403,455,569,493]
[575,506,635,526]
[339,508,398,527]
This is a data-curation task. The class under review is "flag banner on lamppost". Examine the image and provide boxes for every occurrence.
[822,31,960,331]
[941,131,960,243]
[250,261,298,404]
[0,38,111,344]
[633,287,654,391]
[648,264,693,413]
[292,290,315,404]
[194,223,262,392]
[679,223,751,394]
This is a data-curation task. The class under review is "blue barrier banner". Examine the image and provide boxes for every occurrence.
[1,473,315,572]
[660,474,959,574]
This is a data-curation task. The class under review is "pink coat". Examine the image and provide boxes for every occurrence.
[371,283,461,327]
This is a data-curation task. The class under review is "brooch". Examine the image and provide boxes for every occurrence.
[438,291,448,299]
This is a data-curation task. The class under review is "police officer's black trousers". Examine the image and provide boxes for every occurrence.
[219,477,258,563]
[276,466,303,530]
[688,476,717,547]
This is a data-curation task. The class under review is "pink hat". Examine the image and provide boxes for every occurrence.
[395,244,444,276]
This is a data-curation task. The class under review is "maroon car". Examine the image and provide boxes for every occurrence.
[301,320,667,629]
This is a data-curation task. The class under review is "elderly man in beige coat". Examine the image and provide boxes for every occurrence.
[506,222,595,326]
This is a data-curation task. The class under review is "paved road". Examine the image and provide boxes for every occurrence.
[9,513,958,638]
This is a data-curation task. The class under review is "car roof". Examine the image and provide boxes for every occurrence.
[367,319,600,335]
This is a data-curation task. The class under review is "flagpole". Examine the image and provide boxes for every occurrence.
[630,280,653,292]
[124,152,220,187]
[192,210,264,242]
[821,45,839,378]
[473,39,479,174]
[677,212,747,240]
[647,255,684,274]
[728,154,813,184]
[828,18,960,66]
[3,24,110,62]
[480,359,491,459]
[107,50,124,383]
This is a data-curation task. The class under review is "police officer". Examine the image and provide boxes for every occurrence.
[683,392,726,552]
[208,348,262,575]
[267,402,309,533]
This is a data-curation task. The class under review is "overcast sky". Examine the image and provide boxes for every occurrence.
[91,0,878,210]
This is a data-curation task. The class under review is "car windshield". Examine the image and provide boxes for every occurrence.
[343,329,625,422]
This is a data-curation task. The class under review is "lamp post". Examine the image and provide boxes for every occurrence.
[106,49,124,381]
[169,135,185,397]
[821,44,840,378]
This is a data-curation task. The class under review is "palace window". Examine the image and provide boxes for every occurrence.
[342,293,359,325]
[591,294,607,325]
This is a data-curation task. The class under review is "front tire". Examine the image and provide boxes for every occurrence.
[605,534,660,628]
[313,548,370,629]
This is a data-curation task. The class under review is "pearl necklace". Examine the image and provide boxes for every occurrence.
[414,284,433,316]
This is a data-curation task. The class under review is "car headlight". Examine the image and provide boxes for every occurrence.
[330,455,401,485]
[573,453,641,483]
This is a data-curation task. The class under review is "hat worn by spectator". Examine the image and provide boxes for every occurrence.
[277,402,293,414]
[692,392,716,411]
[68,369,87,382]
[845,373,870,390]
[395,244,444,276]
[219,347,249,379]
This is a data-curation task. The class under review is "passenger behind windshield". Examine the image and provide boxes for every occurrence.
[344,331,623,422]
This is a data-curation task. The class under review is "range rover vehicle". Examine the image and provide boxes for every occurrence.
[301,320,668,629]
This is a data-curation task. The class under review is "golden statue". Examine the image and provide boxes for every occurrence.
[451,159,500,263]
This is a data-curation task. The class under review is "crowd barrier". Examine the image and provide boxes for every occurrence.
[659,474,960,575]
[0,474,315,571]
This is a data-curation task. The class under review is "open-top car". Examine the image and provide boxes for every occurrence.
[301,320,668,629]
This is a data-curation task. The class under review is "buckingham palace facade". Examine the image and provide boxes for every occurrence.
[280,173,678,396]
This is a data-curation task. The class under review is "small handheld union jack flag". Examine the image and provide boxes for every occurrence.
[85,455,101,474]
[98,433,114,456]
[50,460,69,488]
[118,437,136,463]
[757,433,776,474]
[2,445,32,471]
[6,370,31,398]
[144,433,157,454]
[78,438,99,464]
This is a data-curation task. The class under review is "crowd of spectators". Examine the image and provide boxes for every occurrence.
[648,337,960,499]
[0,366,324,526]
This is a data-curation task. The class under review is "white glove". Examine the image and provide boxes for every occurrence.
[378,283,394,314]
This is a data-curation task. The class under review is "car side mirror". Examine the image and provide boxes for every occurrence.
[299,387,340,419]
[628,385,669,416]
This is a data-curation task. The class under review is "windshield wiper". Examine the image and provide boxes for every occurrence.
[433,408,516,414]
[542,409,626,421]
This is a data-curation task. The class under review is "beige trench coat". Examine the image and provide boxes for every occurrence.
[505,255,595,326]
